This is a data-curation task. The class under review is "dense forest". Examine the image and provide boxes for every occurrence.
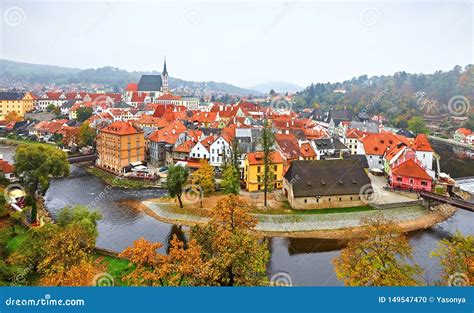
[294,65,474,129]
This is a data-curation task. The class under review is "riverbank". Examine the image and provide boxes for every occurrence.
[141,197,457,239]
[86,166,161,189]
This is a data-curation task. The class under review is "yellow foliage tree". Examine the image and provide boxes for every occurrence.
[37,224,100,286]
[191,195,269,286]
[333,215,423,286]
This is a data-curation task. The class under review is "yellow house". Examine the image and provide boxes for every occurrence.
[0,92,35,120]
[244,151,284,192]
[96,121,145,173]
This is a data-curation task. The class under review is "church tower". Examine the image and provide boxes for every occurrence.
[161,57,169,93]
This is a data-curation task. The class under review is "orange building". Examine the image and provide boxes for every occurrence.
[96,121,145,173]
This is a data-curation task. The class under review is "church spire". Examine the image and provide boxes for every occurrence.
[162,57,168,77]
[161,57,169,93]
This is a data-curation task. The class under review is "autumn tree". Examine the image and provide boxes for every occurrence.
[166,165,189,208]
[190,159,215,207]
[220,164,240,195]
[4,111,21,122]
[431,231,473,286]
[37,224,100,286]
[78,122,96,149]
[7,206,102,286]
[120,235,209,286]
[333,215,422,286]
[191,195,269,286]
[14,145,69,223]
[261,118,275,207]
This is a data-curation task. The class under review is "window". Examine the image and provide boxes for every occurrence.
[421,181,427,186]
[396,177,402,182]
[409,178,414,184]
[304,199,307,203]
[328,198,331,202]
[257,166,261,173]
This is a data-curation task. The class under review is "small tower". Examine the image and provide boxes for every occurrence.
[161,57,169,93]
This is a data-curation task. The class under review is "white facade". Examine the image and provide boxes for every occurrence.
[209,136,231,167]
[189,142,210,160]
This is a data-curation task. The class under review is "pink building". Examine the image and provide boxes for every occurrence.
[390,158,432,192]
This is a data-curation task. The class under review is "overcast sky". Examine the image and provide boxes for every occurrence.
[0,0,472,88]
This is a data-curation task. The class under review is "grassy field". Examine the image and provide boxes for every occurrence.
[93,253,134,286]
[0,138,56,147]
[289,206,375,215]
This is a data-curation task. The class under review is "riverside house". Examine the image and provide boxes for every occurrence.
[96,121,145,173]
[283,159,372,210]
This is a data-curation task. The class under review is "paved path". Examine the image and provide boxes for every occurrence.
[142,201,429,233]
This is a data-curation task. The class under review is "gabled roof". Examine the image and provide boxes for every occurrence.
[100,121,141,136]
[300,142,317,158]
[0,160,14,174]
[246,151,283,165]
[0,91,26,101]
[137,75,162,92]
[126,83,138,92]
[284,159,371,197]
[361,132,409,155]
[392,158,431,180]
[456,128,472,136]
[174,140,195,153]
[412,134,433,152]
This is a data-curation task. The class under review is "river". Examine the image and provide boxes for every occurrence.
[1,143,473,286]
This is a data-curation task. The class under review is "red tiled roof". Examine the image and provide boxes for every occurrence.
[157,94,181,101]
[126,83,138,92]
[0,160,14,174]
[131,92,147,103]
[456,128,472,136]
[174,140,195,153]
[247,151,283,165]
[100,121,141,136]
[300,142,317,158]
[392,158,431,180]
[412,134,433,152]
[361,132,409,155]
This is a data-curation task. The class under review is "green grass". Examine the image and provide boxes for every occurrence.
[290,205,375,215]
[93,253,135,286]
[87,167,157,189]
[0,138,56,148]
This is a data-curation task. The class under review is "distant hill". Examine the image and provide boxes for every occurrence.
[0,59,260,95]
[249,81,303,94]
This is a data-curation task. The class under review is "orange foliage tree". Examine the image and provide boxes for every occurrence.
[191,195,269,286]
[37,224,102,286]
[120,235,210,286]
